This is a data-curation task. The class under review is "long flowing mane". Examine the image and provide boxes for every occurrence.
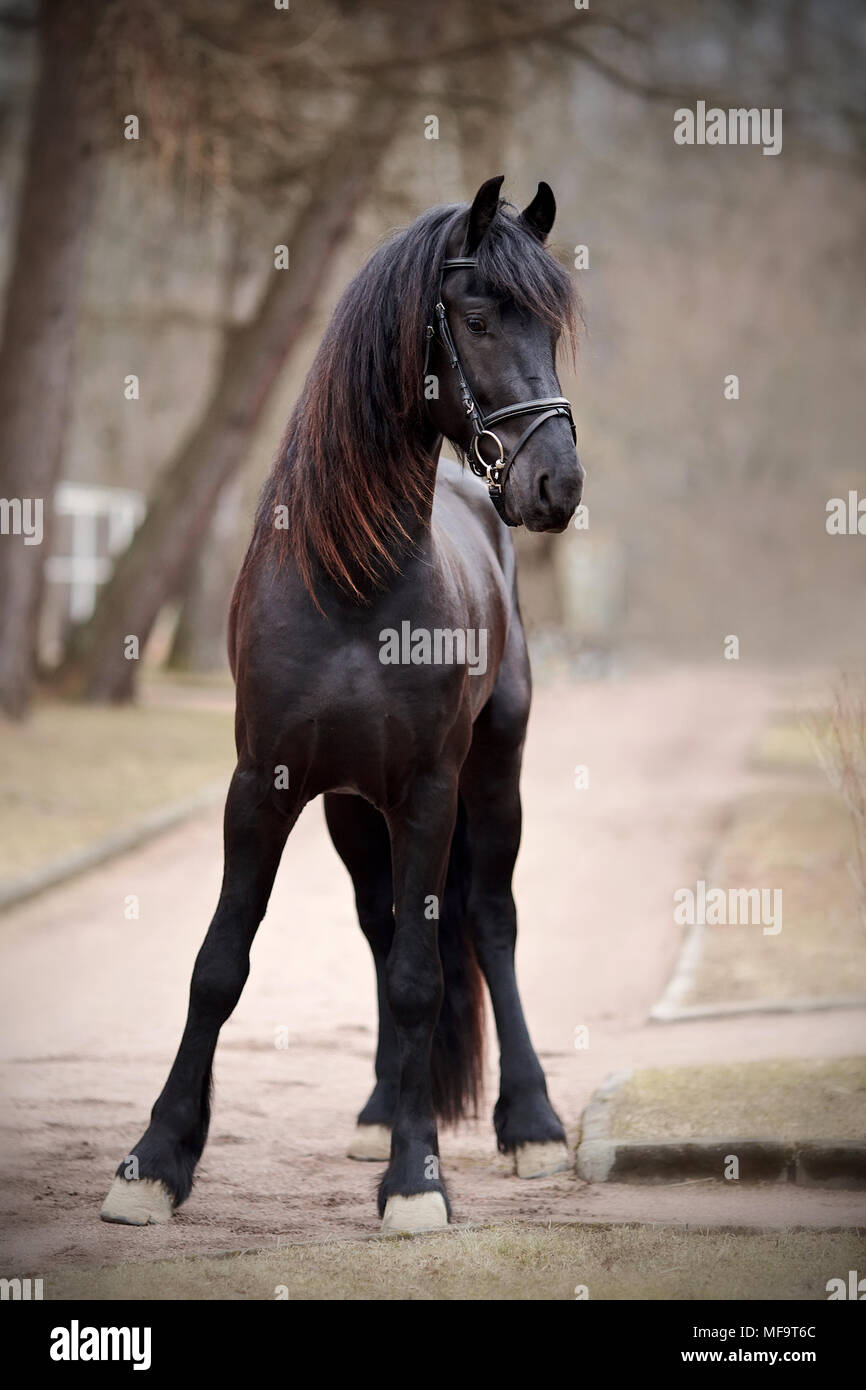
[240,197,578,603]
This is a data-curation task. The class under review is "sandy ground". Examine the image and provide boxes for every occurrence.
[1,664,865,1282]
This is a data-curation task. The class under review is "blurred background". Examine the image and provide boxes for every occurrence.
[1,0,865,719]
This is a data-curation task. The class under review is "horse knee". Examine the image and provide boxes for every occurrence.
[190,942,249,1023]
[385,949,442,1030]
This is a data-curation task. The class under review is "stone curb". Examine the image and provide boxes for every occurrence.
[575,1072,866,1189]
[650,994,866,1023]
[0,781,226,915]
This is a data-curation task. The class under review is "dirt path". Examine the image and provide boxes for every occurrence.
[1,663,864,1277]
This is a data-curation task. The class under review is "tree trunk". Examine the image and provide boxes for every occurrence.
[55,96,397,702]
[167,474,245,675]
[0,0,101,717]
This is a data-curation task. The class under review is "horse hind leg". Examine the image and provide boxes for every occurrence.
[324,792,396,1162]
[101,766,295,1224]
[326,790,484,1169]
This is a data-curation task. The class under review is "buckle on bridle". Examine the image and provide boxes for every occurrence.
[470,429,505,488]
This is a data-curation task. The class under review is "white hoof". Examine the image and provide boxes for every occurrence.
[514,1141,570,1179]
[346,1124,391,1161]
[100,1176,174,1225]
[381,1191,449,1234]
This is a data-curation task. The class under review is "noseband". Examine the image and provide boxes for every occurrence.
[424,256,577,525]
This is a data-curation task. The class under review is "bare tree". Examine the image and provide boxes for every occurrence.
[0,1,101,716]
[55,95,396,700]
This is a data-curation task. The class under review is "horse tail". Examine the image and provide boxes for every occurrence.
[431,794,485,1124]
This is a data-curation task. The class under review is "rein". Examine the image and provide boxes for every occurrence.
[425,257,576,526]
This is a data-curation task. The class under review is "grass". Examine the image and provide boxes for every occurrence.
[754,718,824,773]
[754,683,866,929]
[605,1059,866,1142]
[44,1223,866,1301]
[806,677,866,925]
[0,700,234,884]
[679,782,866,1006]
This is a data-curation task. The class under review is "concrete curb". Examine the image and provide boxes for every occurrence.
[0,781,226,915]
[650,993,866,1022]
[575,1072,866,1189]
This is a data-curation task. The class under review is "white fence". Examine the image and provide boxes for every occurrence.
[44,481,145,625]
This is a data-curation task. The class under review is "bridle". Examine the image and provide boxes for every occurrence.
[424,256,577,526]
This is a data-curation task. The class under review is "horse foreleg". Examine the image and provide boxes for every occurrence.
[377,768,460,1233]
[324,791,396,1161]
[100,765,295,1224]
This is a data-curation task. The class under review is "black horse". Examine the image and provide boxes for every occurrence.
[101,175,584,1233]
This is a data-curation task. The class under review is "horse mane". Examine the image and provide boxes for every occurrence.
[239,196,578,604]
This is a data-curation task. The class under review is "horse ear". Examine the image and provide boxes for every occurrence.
[464,174,504,253]
[520,181,556,242]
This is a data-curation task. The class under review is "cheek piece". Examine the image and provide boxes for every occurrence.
[423,256,577,526]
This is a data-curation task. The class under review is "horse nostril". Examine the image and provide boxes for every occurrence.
[537,472,551,506]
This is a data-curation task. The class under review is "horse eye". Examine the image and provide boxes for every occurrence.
[466,316,486,335]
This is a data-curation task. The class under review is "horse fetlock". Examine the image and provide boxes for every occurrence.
[346,1123,392,1161]
[356,1078,398,1129]
[494,1085,567,1154]
[377,1137,449,1220]
[114,1126,201,1211]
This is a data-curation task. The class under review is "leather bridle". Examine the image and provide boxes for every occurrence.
[424,256,577,526]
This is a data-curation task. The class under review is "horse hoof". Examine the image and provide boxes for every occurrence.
[347,1124,391,1161]
[100,1176,174,1225]
[381,1192,448,1234]
[514,1141,570,1179]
